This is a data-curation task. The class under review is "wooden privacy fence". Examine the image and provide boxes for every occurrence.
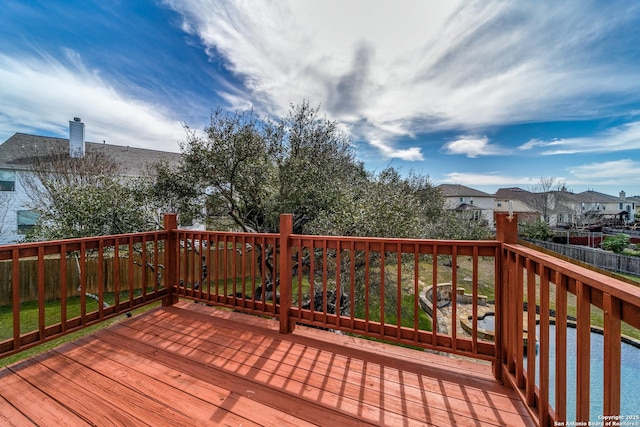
[0,254,151,305]
[531,240,640,276]
[0,246,256,305]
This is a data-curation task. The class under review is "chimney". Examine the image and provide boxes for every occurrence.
[69,117,85,158]
[620,190,626,201]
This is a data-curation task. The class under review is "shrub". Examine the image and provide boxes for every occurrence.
[518,218,553,241]
[601,233,630,253]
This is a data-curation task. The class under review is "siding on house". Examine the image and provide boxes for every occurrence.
[437,184,495,229]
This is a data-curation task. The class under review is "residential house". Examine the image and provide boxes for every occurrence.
[573,190,635,226]
[617,191,637,223]
[494,187,578,227]
[494,187,539,223]
[628,195,640,222]
[437,184,495,229]
[0,118,181,244]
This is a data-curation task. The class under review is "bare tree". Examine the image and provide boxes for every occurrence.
[528,177,571,226]
[21,143,160,308]
[22,143,119,214]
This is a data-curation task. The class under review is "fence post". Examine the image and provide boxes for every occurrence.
[493,213,518,382]
[279,214,294,333]
[163,213,178,306]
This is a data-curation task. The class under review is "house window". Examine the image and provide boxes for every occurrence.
[459,197,464,202]
[620,202,623,209]
[17,210,38,233]
[0,170,15,191]
[497,203,502,207]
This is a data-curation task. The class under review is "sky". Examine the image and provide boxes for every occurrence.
[1,1,640,197]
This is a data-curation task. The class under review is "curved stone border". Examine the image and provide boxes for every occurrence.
[459,312,534,351]
[419,287,448,334]
[457,313,640,351]
[550,319,640,349]
[420,283,490,335]
[459,312,497,341]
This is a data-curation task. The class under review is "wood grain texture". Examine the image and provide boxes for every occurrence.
[0,301,535,426]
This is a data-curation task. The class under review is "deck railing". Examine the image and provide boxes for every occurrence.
[1,213,639,427]
[0,229,170,356]
[174,214,501,361]
[499,232,640,426]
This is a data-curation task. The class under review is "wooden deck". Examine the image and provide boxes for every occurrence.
[0,301,534,426]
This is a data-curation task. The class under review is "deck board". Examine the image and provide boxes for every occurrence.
[0,301,535,426]
[0,366,89,426]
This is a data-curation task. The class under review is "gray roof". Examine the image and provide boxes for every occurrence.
[575,190,621,203]
[495,187,581,205]
[0,133,181,176]
[494,187,536,204]
[437,184,493,198]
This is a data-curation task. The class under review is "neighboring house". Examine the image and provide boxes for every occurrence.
[0,118,182,244]
[617,191,637,223]
[494,187,540,223]
[628,195,640,222]
[437,184,495,229]
[542,189,579,228]
[494,187,578,227]
[573,190,635,226]
[495,187,636,228]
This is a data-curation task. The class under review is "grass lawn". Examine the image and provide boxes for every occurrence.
[0,300,160,368]
[0,288,159,341]
[616,272,640,283]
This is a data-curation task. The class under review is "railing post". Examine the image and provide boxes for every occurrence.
[163,213,179,306]
[495,212,518,244]
[279,214,294,334]
[494,213,518,382]
[603,293,622,418]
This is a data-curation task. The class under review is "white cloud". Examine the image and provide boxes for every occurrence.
[518,122,640,155]
[518,139,546,151]
[164,1,640,158]
[442,163,640,194]
[442,135,505,157]
[369,139,423,161]
[0,52,184,152]
[442,172,539,187]
[569,159,640,184]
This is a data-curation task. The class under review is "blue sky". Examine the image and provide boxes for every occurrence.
[1,1,640,197]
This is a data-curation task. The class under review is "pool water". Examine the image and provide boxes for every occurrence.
[475,314,640,421]
[525,324,640,422]
[476,313,495,331]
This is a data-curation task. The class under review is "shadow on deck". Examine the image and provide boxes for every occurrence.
[0,301,534,426]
